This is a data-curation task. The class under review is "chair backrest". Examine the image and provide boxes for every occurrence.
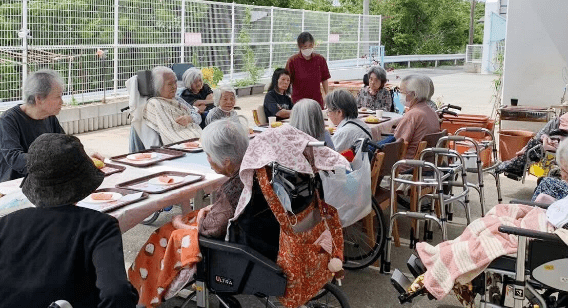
[377,138,406,180]
[253,105,268,125]
[137,70,154,97]
[420,129,448,163]
[171,63,194,81]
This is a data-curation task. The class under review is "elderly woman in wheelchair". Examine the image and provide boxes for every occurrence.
[143,66,203,145]
[129,122,352,307]
[391,138,568,308]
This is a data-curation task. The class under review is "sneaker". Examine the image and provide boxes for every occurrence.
[504,171,523,181]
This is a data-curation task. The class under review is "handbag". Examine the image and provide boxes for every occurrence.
[256,167,344,308]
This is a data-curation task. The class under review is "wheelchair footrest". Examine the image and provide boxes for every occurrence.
[391,269,412,295]
[407,254,426,278]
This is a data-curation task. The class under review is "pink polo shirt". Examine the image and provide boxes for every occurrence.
[286,52,331,109]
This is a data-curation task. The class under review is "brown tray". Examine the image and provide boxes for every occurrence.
[115,171,205,194]
[110,148,185,167]
[77,188,149,213]
[99,163,126,177]
[163,138,203,153]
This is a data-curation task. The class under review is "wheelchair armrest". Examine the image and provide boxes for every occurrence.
[498,225,563,243]
[199,236,282,274]
[509,199,552,209]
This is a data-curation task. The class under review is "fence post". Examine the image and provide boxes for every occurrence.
[21,0,28,100]
[113,0,119,95]
[301,10,305,32]
[269,6,274,73]
[357,15,361,67]
[230,2,235,81]
[327,12,330,60]
[180,0,185,63]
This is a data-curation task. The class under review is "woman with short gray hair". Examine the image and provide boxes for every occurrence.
[325,89,372,152]
[357,66,393,112]
[532,138,568,202]
[394,74,440,160]
[143,66,202,144]
[290,99,334,150]
[0,69,66,182]
[205,84,238,126]
[180,67,214,127]
[129,117,248,306]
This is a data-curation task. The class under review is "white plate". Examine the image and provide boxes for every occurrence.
[126,153,158,161]
[82,192,122,204]
[148,176,185,186]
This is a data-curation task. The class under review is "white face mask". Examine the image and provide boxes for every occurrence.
[301,48,314,58]
[399,93,408,106]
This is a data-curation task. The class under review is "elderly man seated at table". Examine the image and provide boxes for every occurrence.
[205,84,238,125]
[394,74,440,160]
[325,89,372,153]
[0,133,139,307]
[357,66,393,112]
[0,69,66,183]
[143,66,202,145]
[128,117,248,307]
[290,98,335,150]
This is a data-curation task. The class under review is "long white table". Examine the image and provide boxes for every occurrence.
[0,151,227,233]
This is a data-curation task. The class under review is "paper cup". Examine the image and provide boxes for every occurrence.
[268,116,277,125]
[376,110,384,118]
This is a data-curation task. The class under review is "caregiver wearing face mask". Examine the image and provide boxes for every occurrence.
[394,74,440,160]
[285,32,331,109]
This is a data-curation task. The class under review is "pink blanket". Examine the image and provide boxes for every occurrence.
[416,203,554,300]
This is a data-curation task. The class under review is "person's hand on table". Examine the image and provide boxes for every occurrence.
[90,152,105,162]
[175,115,193,126]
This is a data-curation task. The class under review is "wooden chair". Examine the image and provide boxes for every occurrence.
[252,105,267,126]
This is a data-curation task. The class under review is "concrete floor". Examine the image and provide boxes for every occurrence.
[75,67,541,307]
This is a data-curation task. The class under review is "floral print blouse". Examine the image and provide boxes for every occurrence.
[356,87,393,111]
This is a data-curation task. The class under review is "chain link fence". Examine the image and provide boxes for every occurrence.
[0,0,381,105]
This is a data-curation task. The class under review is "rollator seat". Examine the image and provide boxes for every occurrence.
[197,236,287,297]
[529,238,568,291]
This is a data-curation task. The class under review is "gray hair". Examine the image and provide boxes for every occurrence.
[290,99,325,140]
[422,75,435,99]
[213,84,237,106]
[401,74,430,102]
[556,138,568,170]
[151,66,175,96]
[182,67,203,89]
[367,66,387,89]
[201,116,249,166]
[24,69,65,105]
[325,89,358,120]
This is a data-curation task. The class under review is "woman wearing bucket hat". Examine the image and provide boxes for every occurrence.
[0,133,138,308]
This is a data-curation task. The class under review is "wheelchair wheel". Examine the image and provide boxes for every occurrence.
[141,211,160,225]
[342,197,386,270]
[304,282,350,308]
[217,294,241,308]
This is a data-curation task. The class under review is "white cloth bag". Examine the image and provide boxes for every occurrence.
[319,148,372,227]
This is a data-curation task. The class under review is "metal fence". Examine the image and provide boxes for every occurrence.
[0,0,382,104]
[465,44,483,63]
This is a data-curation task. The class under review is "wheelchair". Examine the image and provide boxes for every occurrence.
[165,148,351,308]
[390,200,568,308]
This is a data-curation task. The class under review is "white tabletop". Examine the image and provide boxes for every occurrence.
[0,151,226,233]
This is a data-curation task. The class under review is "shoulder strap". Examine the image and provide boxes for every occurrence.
[345,120,373,140]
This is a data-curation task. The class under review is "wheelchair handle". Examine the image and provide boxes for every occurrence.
[498,225,562,243]
[120,106,130,112]
[425,148,451,154]
[441,110,458,117]
[448,104,462,111]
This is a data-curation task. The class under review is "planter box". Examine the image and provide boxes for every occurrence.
[251,83,265,95]
[235,86,252,97]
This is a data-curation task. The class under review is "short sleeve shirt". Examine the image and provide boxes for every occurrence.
[356,87,393,112]
[263,90,293,120]
[286,53,331,108]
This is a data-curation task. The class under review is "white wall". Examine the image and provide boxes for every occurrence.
[502,0,568,108]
